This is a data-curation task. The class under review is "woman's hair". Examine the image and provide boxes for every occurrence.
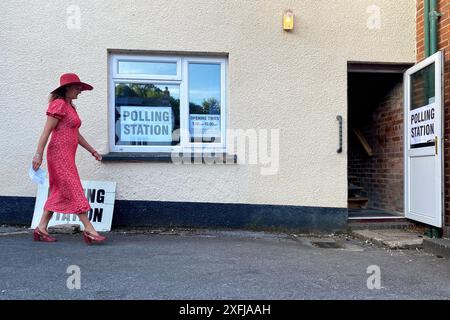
[48,86,67,102]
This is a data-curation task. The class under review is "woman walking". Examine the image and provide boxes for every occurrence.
[32,73,106,244]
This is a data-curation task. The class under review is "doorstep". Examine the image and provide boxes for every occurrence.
[351,229,426,249]
[422,238,450,259]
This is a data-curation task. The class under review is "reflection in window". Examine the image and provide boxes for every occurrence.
[188,63,221,143]
[115,83,180,146]
[410,63,436,149]
[410,63,435,111]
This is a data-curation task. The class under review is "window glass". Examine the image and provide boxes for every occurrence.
[118,61,177,76]
[410,63,435,110]
[114,83,180,146]
[188,63,221,143]
[410,63,435,148]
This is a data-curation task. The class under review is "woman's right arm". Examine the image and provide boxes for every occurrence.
[32,116,60,170]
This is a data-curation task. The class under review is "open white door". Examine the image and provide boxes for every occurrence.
[404,51,444,227]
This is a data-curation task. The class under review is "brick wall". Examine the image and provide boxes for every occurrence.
[348,74,404,213]
[416,0,450,227]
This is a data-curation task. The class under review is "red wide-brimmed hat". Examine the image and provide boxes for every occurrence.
[50,73,93,93]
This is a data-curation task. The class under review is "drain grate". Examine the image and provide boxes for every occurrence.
[310,241,343,249]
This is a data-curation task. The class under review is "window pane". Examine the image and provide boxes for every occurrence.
[115,83,180,146]
[410,63,435,148]
[410,63,435,111]
[188,63,221,143]
[118,61,177,76]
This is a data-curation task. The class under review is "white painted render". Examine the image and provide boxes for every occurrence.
[0,0,416,208]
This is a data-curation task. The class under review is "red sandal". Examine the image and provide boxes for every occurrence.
[33,227,57,242]
[83,230,106,245]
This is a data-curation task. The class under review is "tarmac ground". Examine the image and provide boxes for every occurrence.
[0,226,449,300]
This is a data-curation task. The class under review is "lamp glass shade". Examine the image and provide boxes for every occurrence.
[283,10,294,30]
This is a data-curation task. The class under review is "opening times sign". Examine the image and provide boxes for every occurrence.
[120,106,174,142]
[189,114,221,138]
[410,103,436,146]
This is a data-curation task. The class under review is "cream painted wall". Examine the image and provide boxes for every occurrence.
[0,0,416,208]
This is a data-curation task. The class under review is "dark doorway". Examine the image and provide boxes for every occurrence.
[347,63,412,220]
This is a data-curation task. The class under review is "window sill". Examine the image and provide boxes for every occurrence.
[100,152,237,164]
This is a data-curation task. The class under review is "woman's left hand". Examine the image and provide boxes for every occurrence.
[92,150,102,161]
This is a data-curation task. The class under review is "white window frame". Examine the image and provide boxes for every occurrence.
[108,54,227,154]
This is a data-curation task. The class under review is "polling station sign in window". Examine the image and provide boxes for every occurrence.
[410,103,436,147]
[120,106,175,144]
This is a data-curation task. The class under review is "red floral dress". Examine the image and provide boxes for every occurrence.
[43,99,91,214]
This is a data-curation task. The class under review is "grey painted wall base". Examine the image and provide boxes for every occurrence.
[0,196,348,233]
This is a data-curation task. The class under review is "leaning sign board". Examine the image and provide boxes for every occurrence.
[30,179,116,232]
[409,102,436,146]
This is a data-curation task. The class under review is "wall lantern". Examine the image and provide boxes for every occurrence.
[283,10,294,31]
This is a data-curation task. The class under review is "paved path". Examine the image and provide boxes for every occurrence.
[0,228,449,299]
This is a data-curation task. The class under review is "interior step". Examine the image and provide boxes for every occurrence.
[348,197,369,202]
[348,183,363,191]
[348,197,369,209]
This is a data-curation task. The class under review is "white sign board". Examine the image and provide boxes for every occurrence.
[189,114,221,138]
[120,106,174,142]
[30,179,116,232]
[410,103,436,146]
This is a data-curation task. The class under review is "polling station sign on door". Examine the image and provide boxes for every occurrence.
[409,103,436,146]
